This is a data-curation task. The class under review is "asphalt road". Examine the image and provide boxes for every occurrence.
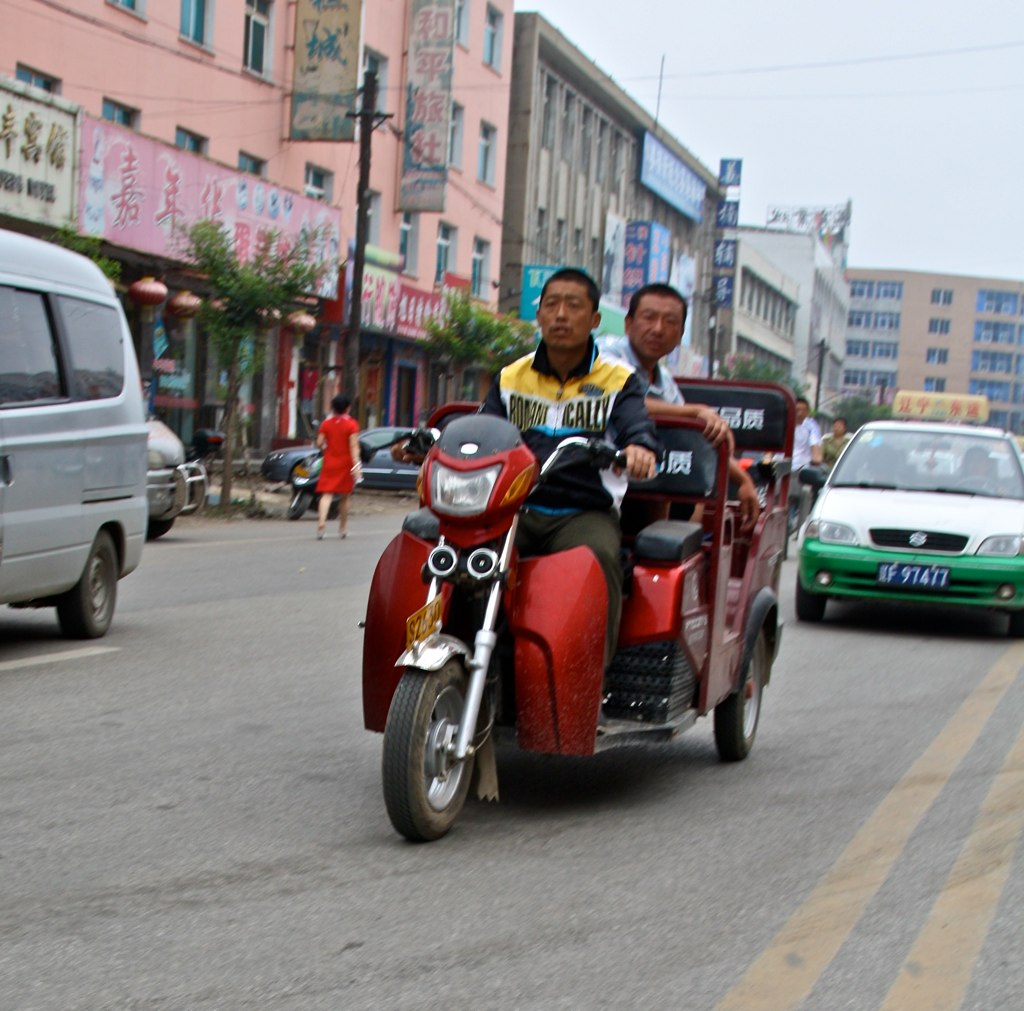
[1,503,1021,1010]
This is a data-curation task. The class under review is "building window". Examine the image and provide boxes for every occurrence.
[175,127,207,153]
[850,279,874,299]
[555,219,567,263]
[363,49,389,111]
[454,0,469,46]
[436,223,456,284]
[110,0,141,9]
[304,164,332,202]
[871,341,898,359]
[876,281,903,300]
[977,289,1020,315]
[969,379,1012,401]
[366,191,382,246]
[180,0,208,45]
[535,208,548,257]
[846,339,870,357]
[244,0,271,75]
[590,236,600,277]
[477,122,496,185]
[844,369,870,386]
[238,151,265,176]
[448,103,464,168]
[471,238,490,298]
[400,212,420,275]
[923,377,946,392]
[928,318,951,335]
[15,64,59,93]
[873,312,901,330]
[926,347,949,364]
[561,91,575,161]
[579,107,593,176]
[972,350,1014,374]
[541,75,557,149]
[573,227,584,265]
[931,287,953,305]
[102,98,138,128]
[483,6,503,70]
[974,321,1016,344]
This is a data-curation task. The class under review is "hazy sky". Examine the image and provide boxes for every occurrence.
[519,0,1024,281]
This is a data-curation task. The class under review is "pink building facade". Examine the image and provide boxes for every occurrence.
[1,0,513,445]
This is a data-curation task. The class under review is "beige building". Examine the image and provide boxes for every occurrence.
[845,268,1024,432]
[500,13,720,371]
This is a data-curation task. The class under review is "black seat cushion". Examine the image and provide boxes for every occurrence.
[402,508,440,541]
[633,520,704,562]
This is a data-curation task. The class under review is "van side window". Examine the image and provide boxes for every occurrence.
[0,285,63,405]
[55,296,126,400]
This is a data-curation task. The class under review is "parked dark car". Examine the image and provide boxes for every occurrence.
[260,426,419,490]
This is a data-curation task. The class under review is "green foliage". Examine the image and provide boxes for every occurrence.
[50,225,122,282]
[718,353,806,399]
[424,292,536,372]
[825,395,892,430]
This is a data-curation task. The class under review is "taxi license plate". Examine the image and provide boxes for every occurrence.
[406,595,443,650]
[877,562,950,590]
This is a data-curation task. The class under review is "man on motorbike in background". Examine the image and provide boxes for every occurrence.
[398,267,658,668]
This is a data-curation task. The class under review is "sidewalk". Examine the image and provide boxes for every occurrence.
[205,479,418,518]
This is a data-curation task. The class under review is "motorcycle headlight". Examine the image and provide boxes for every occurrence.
[977,534,1023,557]
[430,463,501,516]
[805,519,859,545]
[148,449,166,468]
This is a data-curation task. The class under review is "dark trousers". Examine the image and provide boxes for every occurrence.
[517,509,622,669]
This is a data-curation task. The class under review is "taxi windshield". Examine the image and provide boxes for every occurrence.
[830,429,1024,500]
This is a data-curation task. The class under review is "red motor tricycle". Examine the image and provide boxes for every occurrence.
[362,380,795,841]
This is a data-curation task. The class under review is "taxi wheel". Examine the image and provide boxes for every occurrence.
[795,577,827,622]
[1007,611,1024,638]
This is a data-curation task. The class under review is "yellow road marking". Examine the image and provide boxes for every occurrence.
[880,724,1024,1010]
[0,645,118,673]
[715,643,1024,1011]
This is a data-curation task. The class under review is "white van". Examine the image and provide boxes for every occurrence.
[0,229,147,637]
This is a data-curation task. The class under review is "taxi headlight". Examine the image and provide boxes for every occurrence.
[977,534,1023,557]
[430,463,501,516]
[805,519,858,545]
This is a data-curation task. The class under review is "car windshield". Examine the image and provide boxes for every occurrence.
[830,429,1024,500]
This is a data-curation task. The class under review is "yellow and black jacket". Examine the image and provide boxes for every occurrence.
[481,337,659,514]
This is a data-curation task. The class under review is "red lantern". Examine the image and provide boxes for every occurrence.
[167,290,202,319]
[285,310,317,335]
[127,276,168,307]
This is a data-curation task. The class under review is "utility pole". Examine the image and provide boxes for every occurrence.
[815,337,827,412]
[343,70,391,412]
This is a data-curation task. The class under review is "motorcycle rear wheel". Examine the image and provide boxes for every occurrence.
[287,490,313,520]
[382,660,474,842]
[714,628,768,762]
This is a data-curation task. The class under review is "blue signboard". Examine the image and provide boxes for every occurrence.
[719,158,742,187]
[716,200,739,228]
[714,275,734,308]
[639,132,706,223]
[714,239,737,269]
[519,264,560,321]
[622,221,673,304]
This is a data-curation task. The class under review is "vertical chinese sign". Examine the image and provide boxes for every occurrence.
[399,0,454,212]
[291,0,363,142]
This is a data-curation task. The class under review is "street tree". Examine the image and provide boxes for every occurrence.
[183,219,321,506]
[718,352,807,400]
[825,395,892,430]
[424,292,536,400]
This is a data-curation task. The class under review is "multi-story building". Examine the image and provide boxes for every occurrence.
[732,225,848,410]
[500,13,720,374]
[1,0,513,446]
[711,232,800,381]
[845,268,1024,431]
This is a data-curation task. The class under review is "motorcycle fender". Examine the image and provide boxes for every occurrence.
[395,633,470,672]
[508,547,606,756]
[362,530,439,732]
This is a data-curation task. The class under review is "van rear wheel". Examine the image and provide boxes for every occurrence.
[57,531,117,639]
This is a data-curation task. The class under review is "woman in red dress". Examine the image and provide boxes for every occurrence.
[315,394,361,539]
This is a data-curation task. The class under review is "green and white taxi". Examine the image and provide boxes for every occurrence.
[796,420,1024,634]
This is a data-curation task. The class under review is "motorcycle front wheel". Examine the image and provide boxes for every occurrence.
[382,660,474,842]
[287,490,313,520]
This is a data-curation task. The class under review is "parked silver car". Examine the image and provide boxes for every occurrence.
[146,419,208,539]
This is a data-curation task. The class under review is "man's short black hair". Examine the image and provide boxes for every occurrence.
[834,416,848,426]
[626,283,688,321]
[540,268,600,312]
[331,394,351,414]
[796,396,811,408]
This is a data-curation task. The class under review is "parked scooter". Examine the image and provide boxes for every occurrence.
[287,450,323,520]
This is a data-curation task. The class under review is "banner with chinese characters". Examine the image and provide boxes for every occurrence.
[892,390,989,423]
[622,221,671,305]
[290,0,363,141]
[399,0,455,212]
[77,117,342,298]
[0,81,76,226]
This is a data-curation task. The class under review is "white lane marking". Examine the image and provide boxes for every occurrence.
[0,646,119,673]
